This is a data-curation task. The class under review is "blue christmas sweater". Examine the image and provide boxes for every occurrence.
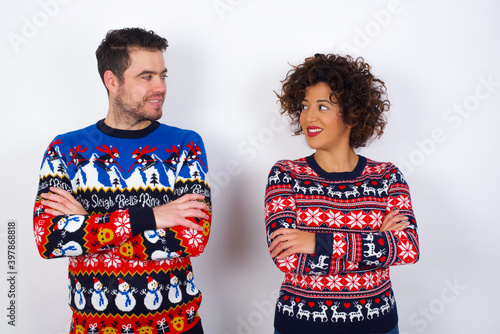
[265,155,419,334]
[33,120,211,334]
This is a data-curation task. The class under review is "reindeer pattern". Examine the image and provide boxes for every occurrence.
[276,293,396,324]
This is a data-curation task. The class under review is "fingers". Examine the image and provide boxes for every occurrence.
[47,186,74,200]
[182,209,210,221]
[153,195,210,231]
[41,199,69,215]
[183,200,209,213]
[175,194,209,219]
[40,187,88,215]
[175,193,206,203]
[379,209,409,232]
[177,219,204,232]
[268,229,315,259]
[43,208,65,217]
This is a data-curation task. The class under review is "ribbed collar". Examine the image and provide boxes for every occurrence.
[96,119,160,139]
[306,154,367,181]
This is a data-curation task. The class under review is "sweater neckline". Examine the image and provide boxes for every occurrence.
[306,154,366,180]
[96,119,160,139]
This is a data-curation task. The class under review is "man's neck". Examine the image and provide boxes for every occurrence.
[104,112,152,131]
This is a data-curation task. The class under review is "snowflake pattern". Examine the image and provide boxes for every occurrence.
[182,229,204,249]
[344,274,362,291]
[309,275,324,290]
[103,252,122,268]
[264,203,271,219]
[270,197,287,213]
[83,253,100,267]
[289,273,300,286]
[34,223,45,245]
[362,272,376,289]
[345,261,359,271]
[396,195,412,209]
[302,166,316,176]
[368,211,384,228]
[333,237,347,257]
[299,274,309,289]
[114,212,131,238]
[130,259,146,268]
[347,211,367,229]
[325,210,344,228]
[277,255,298,271]
[398,240,417,261]
[303,208,323,226]
[325,275,343,291]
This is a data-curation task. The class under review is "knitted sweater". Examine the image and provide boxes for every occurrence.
[33,120,211,334]
[265,155,419,334]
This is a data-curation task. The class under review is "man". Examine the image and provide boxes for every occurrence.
[33,28,211,334]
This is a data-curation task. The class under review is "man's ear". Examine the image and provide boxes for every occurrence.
[104,70,120,94]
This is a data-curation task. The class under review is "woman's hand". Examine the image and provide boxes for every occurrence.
[378,209,409,232]
[41,187,88,216]
[268,228,315,260]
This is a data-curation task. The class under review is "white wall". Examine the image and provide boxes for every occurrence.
[0,1,499,333]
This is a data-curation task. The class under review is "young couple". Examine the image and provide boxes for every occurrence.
[34,27,418,334]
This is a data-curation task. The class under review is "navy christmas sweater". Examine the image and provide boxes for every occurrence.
[265,155,419,334]
[33,120,211,334]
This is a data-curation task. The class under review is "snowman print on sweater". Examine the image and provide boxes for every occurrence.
[74,279,86,310]
[54,215,84,236]
[114,278,136,312]
[91,277,109,311]
[184,271,198,296]
[143,276,163,311]
[168,274,182,304]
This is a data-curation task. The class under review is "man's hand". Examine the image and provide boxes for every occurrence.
[268,228,315,260]
[41,187,88,216]
[378,209,409,232]
[153,194,209,232]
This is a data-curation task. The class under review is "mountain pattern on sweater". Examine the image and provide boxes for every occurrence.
[265,155,419,334]
[33,120,211,334]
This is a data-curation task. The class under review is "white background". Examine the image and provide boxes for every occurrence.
[0,0,499,333]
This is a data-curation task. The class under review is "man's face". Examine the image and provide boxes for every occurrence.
[114,48,167,122]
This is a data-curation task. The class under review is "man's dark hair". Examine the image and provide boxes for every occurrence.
[95,27,168,90]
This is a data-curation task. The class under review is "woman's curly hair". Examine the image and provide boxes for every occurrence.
[276,53,390,149]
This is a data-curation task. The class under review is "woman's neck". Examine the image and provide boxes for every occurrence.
[313,148,358,173]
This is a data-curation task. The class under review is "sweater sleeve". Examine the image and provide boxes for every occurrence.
[315,165,419,274]
[138,133,211,260]
[265,163,306,273]
[33,138,152,259]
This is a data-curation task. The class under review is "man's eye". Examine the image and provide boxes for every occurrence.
[143,76,152,80]
[160,74,168,80]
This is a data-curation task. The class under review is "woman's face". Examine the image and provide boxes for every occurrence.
[299,82,351,152]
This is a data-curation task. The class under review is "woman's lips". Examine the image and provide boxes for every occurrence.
[307,126,322,137]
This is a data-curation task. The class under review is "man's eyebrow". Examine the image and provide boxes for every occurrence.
[135,68,168,77]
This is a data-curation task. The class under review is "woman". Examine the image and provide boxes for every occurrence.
[265,54,419,334]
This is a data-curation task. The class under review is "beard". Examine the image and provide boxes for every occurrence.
[114,87,164,123]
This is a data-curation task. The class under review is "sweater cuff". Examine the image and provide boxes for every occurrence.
[315,232,333,258]
[128,207,156,236]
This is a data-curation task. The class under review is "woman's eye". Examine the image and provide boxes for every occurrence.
[319,105,328,111]
[300,104,308,111]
